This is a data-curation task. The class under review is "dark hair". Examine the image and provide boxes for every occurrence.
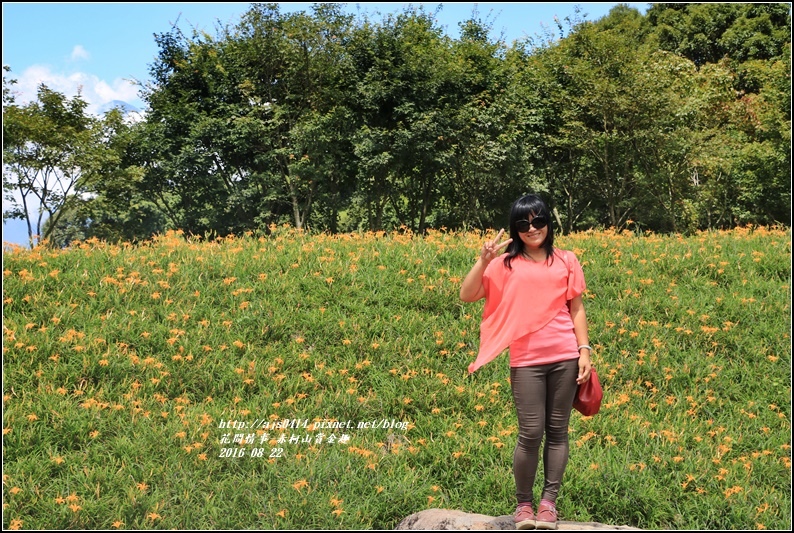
[503,194,555,269]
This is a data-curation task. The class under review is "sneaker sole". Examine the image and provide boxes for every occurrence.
[535,521,557,530]
[516,518,536,530]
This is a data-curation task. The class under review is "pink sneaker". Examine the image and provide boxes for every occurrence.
[535,500,557,530]
[514,502,536,530]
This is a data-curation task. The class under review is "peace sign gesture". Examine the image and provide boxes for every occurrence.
[460,229,513,302]
[479,228,513,266]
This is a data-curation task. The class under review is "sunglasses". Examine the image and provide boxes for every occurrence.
[516,217,548,233]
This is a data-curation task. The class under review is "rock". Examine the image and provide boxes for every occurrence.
[395,509,513,530]
[395,508,642,530]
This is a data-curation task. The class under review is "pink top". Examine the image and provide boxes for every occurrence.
[468,249,586,373]
[509,304,580,367]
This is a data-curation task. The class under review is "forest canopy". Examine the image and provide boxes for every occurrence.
[3,2,790,247]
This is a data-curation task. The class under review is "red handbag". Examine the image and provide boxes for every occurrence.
[573,368,602,416]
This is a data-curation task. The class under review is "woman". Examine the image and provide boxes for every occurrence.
[459,194,592,530]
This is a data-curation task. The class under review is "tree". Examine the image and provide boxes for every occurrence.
[646,3,791,91]
[139,21,251,236]
[273,3,358,230]
[692,52,791,227]
[641,3,791,229]
[3,82,107,247]
[437,15,547,231]
[630,54,735,233]
[529,7,651,230]
[138,3,359,234]
[45,109,169,247]
[349,5,471,232]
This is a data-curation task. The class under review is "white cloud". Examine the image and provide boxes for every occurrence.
[94,79,135,102]
[11,64,142,115]
[70,45,90,62]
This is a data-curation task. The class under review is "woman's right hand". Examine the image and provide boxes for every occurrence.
[480,228,513,266]
[461,229,512,302]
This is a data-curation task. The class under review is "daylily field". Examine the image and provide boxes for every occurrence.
[2,226,791,530]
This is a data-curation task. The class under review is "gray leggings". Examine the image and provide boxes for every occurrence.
[510,358,579,504]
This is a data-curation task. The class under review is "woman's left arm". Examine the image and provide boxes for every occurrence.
[569,294,592,384]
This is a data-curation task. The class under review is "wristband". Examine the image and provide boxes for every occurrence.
[577,345,592,353]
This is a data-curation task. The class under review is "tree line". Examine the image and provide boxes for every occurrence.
[3,3,790,247]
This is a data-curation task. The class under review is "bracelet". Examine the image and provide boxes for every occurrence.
[577,345,592,353]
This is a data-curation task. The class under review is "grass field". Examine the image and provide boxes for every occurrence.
[2,225,791,530]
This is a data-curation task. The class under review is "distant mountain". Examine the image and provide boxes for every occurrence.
[97,100,141,115]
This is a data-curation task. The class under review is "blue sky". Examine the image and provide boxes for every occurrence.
[2,2,649,246]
